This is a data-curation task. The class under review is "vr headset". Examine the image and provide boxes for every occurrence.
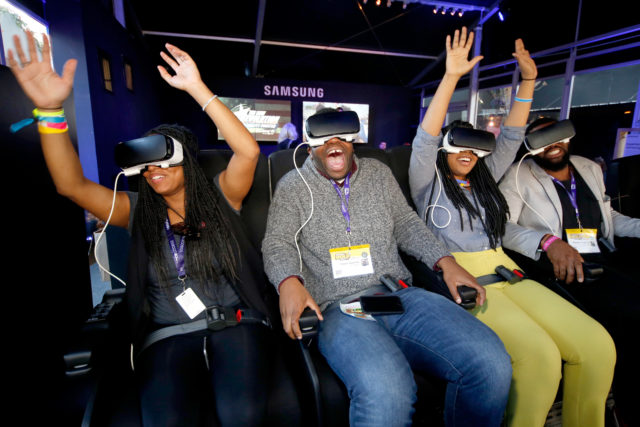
[304,111,362,147]
[524,119,576,155]
[114,134,184,176]
[442,127,496,158]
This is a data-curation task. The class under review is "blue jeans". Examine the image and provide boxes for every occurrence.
[318,287,512,427]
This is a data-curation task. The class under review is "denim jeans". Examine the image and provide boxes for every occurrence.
[318,287,512,427]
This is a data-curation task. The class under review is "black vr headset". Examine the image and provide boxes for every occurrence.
[442,127,496,158]
[114,134,184,176]
[304,111,362,147]
[524,119,576,155]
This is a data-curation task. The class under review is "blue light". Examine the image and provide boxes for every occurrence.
[498,11,504,21]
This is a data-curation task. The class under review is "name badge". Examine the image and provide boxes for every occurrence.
[176,287,206,319]
[339,300,375,321]
[329,244,374,279]
[565,228,600,254]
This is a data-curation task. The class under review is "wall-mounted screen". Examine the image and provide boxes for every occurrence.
[217,97,291,143]
[0,0,49,66]
[302,101,369,143]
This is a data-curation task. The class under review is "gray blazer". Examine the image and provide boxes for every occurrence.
[499,155,640,260]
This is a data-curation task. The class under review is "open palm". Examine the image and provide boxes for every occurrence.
[8,31,76,109]
[157,44,202,91]
[445,27,483,78]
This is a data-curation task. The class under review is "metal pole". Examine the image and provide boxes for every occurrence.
[468,25,482,126]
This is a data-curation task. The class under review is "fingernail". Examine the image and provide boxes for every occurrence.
[456,298,462,303]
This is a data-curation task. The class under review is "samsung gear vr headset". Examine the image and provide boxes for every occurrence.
[524,119,576,155]
[442,127,496,158]
[304,111,362,147]
[114,134,184,176]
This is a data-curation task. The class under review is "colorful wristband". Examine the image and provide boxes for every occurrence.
[33,108,68,134]
[542,235,559,252]
[514,97,533,103]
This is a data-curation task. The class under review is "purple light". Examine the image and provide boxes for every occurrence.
[498,11,504,21]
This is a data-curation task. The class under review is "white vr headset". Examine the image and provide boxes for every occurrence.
[524,119,576,155]
[304,111,362,147]
[114,134,185,176]
[441,127,496,158]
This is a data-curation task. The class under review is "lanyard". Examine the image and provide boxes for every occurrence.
[551,172,583,229]
[164,217,187,287]
[330,173,352,247]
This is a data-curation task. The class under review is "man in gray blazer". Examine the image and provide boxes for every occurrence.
[499,117,640,425]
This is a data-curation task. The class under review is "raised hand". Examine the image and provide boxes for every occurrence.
[157,43,203,92]
[445,27,483,78]
[7,31,77,109]
[512,39,537,80]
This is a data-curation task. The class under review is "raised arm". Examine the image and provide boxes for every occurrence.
[503,39,537,127]
[157,44,259,211]
[420,27,483,136]
[410,28,482,216]
[8,31,130,227]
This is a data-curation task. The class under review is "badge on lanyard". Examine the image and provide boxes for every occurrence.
[330,244,375,279]
[565,228,600,254]
[165,217,206,318]
[176,287,206,319]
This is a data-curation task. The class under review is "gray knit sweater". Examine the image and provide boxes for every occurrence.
[262,155,451,308]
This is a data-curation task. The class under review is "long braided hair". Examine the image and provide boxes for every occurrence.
[428,120,510,249]
[135,124,239,297]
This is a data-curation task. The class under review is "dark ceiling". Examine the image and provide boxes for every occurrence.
[127,0,640,88]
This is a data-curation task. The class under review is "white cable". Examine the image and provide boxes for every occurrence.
[94,171,128,287]
[515,153,555,234]
[425,147,452,229]
[292,143,314,273]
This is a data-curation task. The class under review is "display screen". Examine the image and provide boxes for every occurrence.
[217,97,291,143]
[302,101,370,143]
[613,128,640,160]
[0,0,49,66]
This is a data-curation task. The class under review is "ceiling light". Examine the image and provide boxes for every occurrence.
[387,0,392,7]
[498,11,504,21]
[450,8,455,15]
[376,0,381,6]
[441,7,446,14]
[458,10,463,17]
[403,2,407,9]
[433,7,437,13]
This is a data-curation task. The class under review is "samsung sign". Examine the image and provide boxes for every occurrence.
[263,85,325,98]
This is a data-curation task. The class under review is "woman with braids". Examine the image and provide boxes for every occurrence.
[8,31,275,426]
[409,28,615,427]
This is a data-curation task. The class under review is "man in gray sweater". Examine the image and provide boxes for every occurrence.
[263,110,511,426]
